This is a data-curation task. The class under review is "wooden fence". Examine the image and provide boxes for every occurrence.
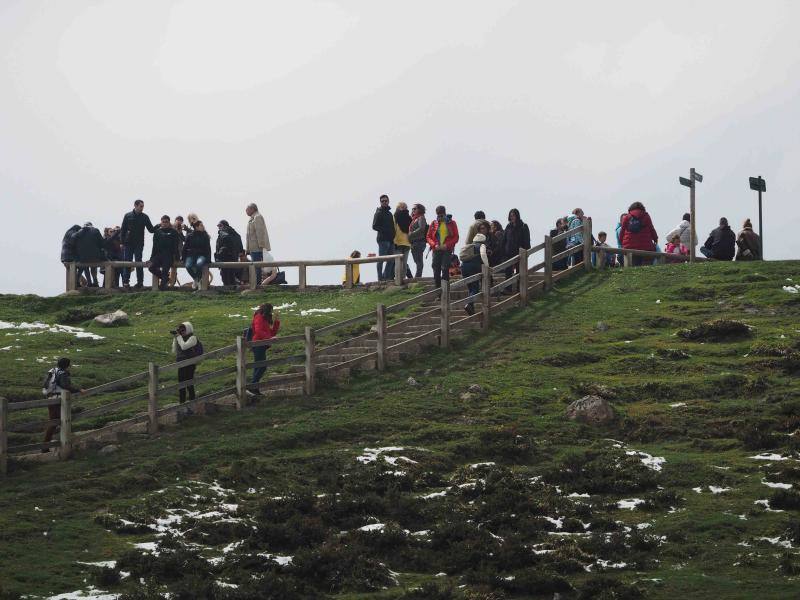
[2,219,709,475]
[65,253,405,293]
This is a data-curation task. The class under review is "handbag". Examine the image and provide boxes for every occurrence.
[243,327,253,341]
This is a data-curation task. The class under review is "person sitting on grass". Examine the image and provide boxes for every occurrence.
[248,304,281,397]
[700,217,736,261]
[343,250,361,286]
[665,233,689,263]
[42,357,85,452]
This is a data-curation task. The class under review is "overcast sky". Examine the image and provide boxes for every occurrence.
[1,0,798,296]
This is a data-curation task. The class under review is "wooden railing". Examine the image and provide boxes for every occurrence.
[8,219,710,475]
[65,253,405,292]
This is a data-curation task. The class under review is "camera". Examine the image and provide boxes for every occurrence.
[169,330,178,335]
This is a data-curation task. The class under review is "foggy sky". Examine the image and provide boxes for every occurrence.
[1,0,799,296]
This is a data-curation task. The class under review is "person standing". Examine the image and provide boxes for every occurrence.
[465,211,490,245]
[168,216,188,287]
[120,199,155,289]
[390,201,412,281]
[459,233,490,315]
[408,204,428,278]
[171,322,201,403]
[248,303,281,396]
[41,357,85,451]
[700,218,736,261]
[488,220,506,268]
[245,203,271,285]
[620,202,659,266]
[566,208,585,266]
[426,205,459,289]
[372,195,395,281]
[550,217,568,271]
[215,220,244,286]
[503,209,531,289]
[736,218,761,261]
[102,226,123,288]
[73,222,106,287]
[148,215,180,290]
[182,221,212,289]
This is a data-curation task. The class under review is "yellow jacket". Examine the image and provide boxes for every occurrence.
[394,222,411,247]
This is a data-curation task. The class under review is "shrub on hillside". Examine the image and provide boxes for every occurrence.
[677,319,752,342]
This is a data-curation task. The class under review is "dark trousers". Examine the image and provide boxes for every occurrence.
[250,346,268,390]
[461,259,481,308]
[178,364,196,403]
[249,251,263,285]
[149,253,173,289]
[411,243,425,278]
[220,267,238,286]
[431,249,452,288]
[80,267,98,287]
[376,241,393,281]
[123,244,144,285]
[505,263,520,293]
[44,403,60,443]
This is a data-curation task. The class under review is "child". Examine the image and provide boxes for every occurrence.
[448,254,462,278]
[343,250,361,285]
[594,231,615,268]
[665,233,689,263]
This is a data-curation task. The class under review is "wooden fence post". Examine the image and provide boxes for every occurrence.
[345,262,354,289]
[304,327,316,395]
[583,218,593,272]
[148,362,159,434]
[0,397,8,476]
[481,264,491,333]
[544,235,553,291]
[59,390,72,460]
[598,248,606,270]
[200,265,210,291]
[440,280,451,348]
[104,264,115,290]
[519,248,529,306]
[376,304,387,371]
[299,264,307,291]
[249,264,257,290]
[624,251,632,268]
[151,269,159,291]
[394,256,403,286]
[67,262,77,292]
[235,336,247,410]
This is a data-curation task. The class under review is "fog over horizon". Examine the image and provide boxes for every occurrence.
[2,0,799,296]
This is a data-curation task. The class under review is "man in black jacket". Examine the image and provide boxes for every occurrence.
[73,222,106,287]
[120,199,155,289]
[148,215,180,290]
[700,217,736,261]
[372,194,394,281]
[42,357,84,451]
[215,220,244,286]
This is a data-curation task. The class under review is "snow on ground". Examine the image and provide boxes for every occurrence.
[625,450,666,471]
[750,453,796,461]
[358,523,386,532]
[782,285,799,294]
[669,402,687,408]
[300,307,340,316]
[46,588,119,600]
[754,499,785,512]
[617,498,645,510]
[356,446,422,464]
[0,320,105,340]
[756,536,793,549]
[762,479,793,489]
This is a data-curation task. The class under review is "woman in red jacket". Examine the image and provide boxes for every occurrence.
[620,202,659,267]
[249,303,280,396]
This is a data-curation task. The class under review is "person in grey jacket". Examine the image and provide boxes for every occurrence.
[666,213,694,249]
[245,203,271,285]
[408,204,428,278]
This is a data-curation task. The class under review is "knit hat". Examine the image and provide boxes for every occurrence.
[473,233,487,243]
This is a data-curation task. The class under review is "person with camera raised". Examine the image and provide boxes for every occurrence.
[247,304,280,397]
[171,322,202,403]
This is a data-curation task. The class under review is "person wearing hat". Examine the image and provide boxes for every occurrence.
[73,221,106,287]
[215,219,244,286]
[458,232,490,315]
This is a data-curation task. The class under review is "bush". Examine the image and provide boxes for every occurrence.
[677,319,752,342]
[769,489,800,511]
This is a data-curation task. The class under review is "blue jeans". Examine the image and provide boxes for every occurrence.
[461,259,482,307]
[377,241,393,280]
[700,246,713,259]
[185,255,207,281]
[251,345,267,389]
[122,244,144,285]
[250,251,263,285]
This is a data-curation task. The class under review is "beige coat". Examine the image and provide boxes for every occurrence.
[246,212,271,253]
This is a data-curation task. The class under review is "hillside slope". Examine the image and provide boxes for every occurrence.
[2,261,800,599]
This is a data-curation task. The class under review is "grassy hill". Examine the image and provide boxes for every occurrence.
[1,262,800,599]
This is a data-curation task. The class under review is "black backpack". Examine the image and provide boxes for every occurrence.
[42,368,62,397]
[627,215,642,233]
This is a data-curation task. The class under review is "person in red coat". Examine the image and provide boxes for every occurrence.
[620,202,658,266]
[249,303,281,396]
[425,205,459,289]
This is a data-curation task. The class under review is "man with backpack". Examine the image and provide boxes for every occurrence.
[42,358,85,451]
[216,220,244,286]
[620,202,658,266]
[171,322,203,403]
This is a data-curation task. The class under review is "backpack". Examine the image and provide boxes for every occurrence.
[627,215,642,233]
[42,368,62,397]
[459,243,480,262]
[191,339,204,357]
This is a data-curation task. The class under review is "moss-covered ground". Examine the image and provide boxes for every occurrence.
[1,261,800,599]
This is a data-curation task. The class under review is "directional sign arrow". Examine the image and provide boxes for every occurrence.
[679,176,693,188]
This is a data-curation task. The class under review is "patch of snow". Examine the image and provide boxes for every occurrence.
[596,559,628,569]
[384,455,418,466]
[543,516,563,529]
[358,523,386,532]
[754,499,785,513]
[756,536,793,549]
[617,498,644,510]
[0,345,11,351]
[469,462,496,468]
[258,553,293,566]
[411,530,430,537]
[421,490,448,500]
[568,492,590,498]
[300,307,340,316]
[77,561,117,569]
[45,588,119,600]
[356,446,409,464]
[626,450,666,471]
[782,285,800,294]
[216,581,239,589]
[750,453,792,461]
[133,542,159,553]
[692,487,703,494]
[762,479,792,489]
[669,402,687,408]
[272,302,297,311]
[708,486,731,494]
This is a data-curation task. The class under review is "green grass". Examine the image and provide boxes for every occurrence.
[2,262,800,598]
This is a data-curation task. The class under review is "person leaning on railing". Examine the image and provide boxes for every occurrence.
[42,357,85,452]
[247,304,280,397]
[148,216,180,291]
[172,322,202,403]
[182,221,212,290]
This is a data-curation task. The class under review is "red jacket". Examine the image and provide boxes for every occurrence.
[621,209,658,252]
[426,217,459,252]
[252,313,280,341]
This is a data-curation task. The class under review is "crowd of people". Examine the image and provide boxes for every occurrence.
[60,200,279,291]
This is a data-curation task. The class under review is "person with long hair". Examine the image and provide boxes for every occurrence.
[408,204,428,278]
[736,218,761,260]
[503,208,531,291]
[620,201,658,266]
[248,303,281,396]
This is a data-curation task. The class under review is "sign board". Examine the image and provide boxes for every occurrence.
[693,172,703,182]
[679,176,693,188]
[749,177,766,192]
